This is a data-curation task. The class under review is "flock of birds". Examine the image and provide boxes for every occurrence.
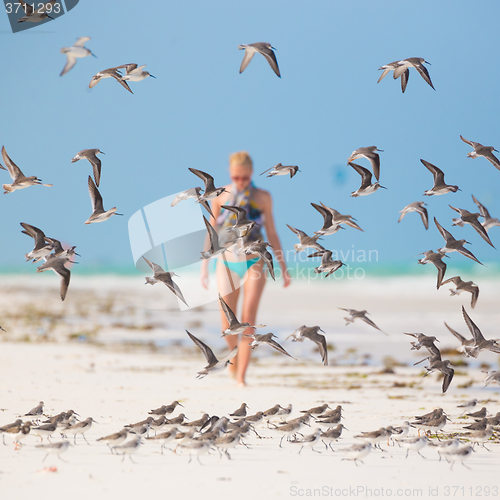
[1,399,499,469]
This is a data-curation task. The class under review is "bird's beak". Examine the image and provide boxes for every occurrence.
[150,74,157,79]
[91,52,98,58]
[75,252,81,257]
[425,61,431,65]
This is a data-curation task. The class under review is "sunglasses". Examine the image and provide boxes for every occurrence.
[231,176,251,182]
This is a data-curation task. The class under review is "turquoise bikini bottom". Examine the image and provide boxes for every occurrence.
[221,257,260,278]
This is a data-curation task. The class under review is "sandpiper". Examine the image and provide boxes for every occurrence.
[434,218,482,265]
[181,414,210,431]
[260,163,299,178]
[460,135,500,171]
[148,401,183,416]
[398,202,429,230]
[20,223,54,262]
[71,149,104,187]
[18,0,56,23]
[422,160,460,196]
[219,293,265,336]
[287,325,328,365]
[143,256,188,306]
[247,332,296,359]
[462,306,500,357]
[238,43,280,77]
[422,355,454,393]
[188,168,228,203]
[63,417,97,444]
[398,436,428,458]
[241,239,275,280]
[200,216,231,259]
[221,205,256,237]
[484,371,500,386]
[24,401,44,418]
[347,147,383,181]
[340,443,372,465]
[441,277,479,309]
[115,436,142,463]
[310,203,343,236]
[300,403,330,416]
[349,162,387,197]
[289,429,322,454]
[404,332,441,358]
[471,195,500,232]
[467,407,487,419]
[457,399,478,410]
[36,441,70,462]
[36,255,72,301]
[2,146,52,194]
[60,37,96,76]
[270,417,308,447]
[186,330,238,378]
[286,224,325,253]
[377,60,410,92]
[229,403,249,419]
[378,58,434,91]
[320,424,346,450]
[463,418,488,431]
[354,427,392,450]
[145,428,178,453]
[442,445,473,470]
[317,202,364,233]
[449,205,494,247]
[0,419,23,445]
[121,64,156,82]
[307,250,345,277]
[171,187,214,217]
[32,418,62,442]
[213,430,241,460]
[340,308,386,334]
[89,65,133,93]
[417,250,448,289]
[97,429,128,453]
[411,414,447,435]
[179,439,211,464]
[85,176,122,224]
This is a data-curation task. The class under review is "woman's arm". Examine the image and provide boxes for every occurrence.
[260,191,291,287]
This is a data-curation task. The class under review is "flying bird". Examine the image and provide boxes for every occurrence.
[462,306,500,358]
[449,205,494,247]
[421,159,460,196]
[260,163,299,178]
[85,176,122,224]
[308,250,345,277]
[1,146,52,194]
[121,64,156,82]
[441,276,479,309]
[347,147,383,181]
[60,37,96,76]
[71,149,104,187]
[219,293,265,336]
[186,330,238,379]
[287,325,328,366]
[417,250,448,289]
[238,43,280,77]
[89,65,133,94]
[171,187,214,218]
[434,218,482,265]
[460,135,500,172]
[17,0,56,23]
[36,254,72,301]
[349,162,386,197]
[142,256,188,306]
[398,202,429,230]
[247,333,296,360]
[471,195,500,232]
[340,309,387,335]
[378,57,434,91]
[188,168,228,203]
[286,224,325,253]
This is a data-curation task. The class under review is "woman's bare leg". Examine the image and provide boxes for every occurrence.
[237,260,267,386]
[216,260,241,376]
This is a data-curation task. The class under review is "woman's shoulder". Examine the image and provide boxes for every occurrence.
[253,186,272,201]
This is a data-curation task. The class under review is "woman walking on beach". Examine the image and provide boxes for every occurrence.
[200,151,291,386]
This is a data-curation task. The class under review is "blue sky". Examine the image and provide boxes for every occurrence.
[1,0,499,274]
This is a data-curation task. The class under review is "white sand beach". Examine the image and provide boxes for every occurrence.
[0,274,499,500]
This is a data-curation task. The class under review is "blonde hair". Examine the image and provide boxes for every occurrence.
[229,151,253,171]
